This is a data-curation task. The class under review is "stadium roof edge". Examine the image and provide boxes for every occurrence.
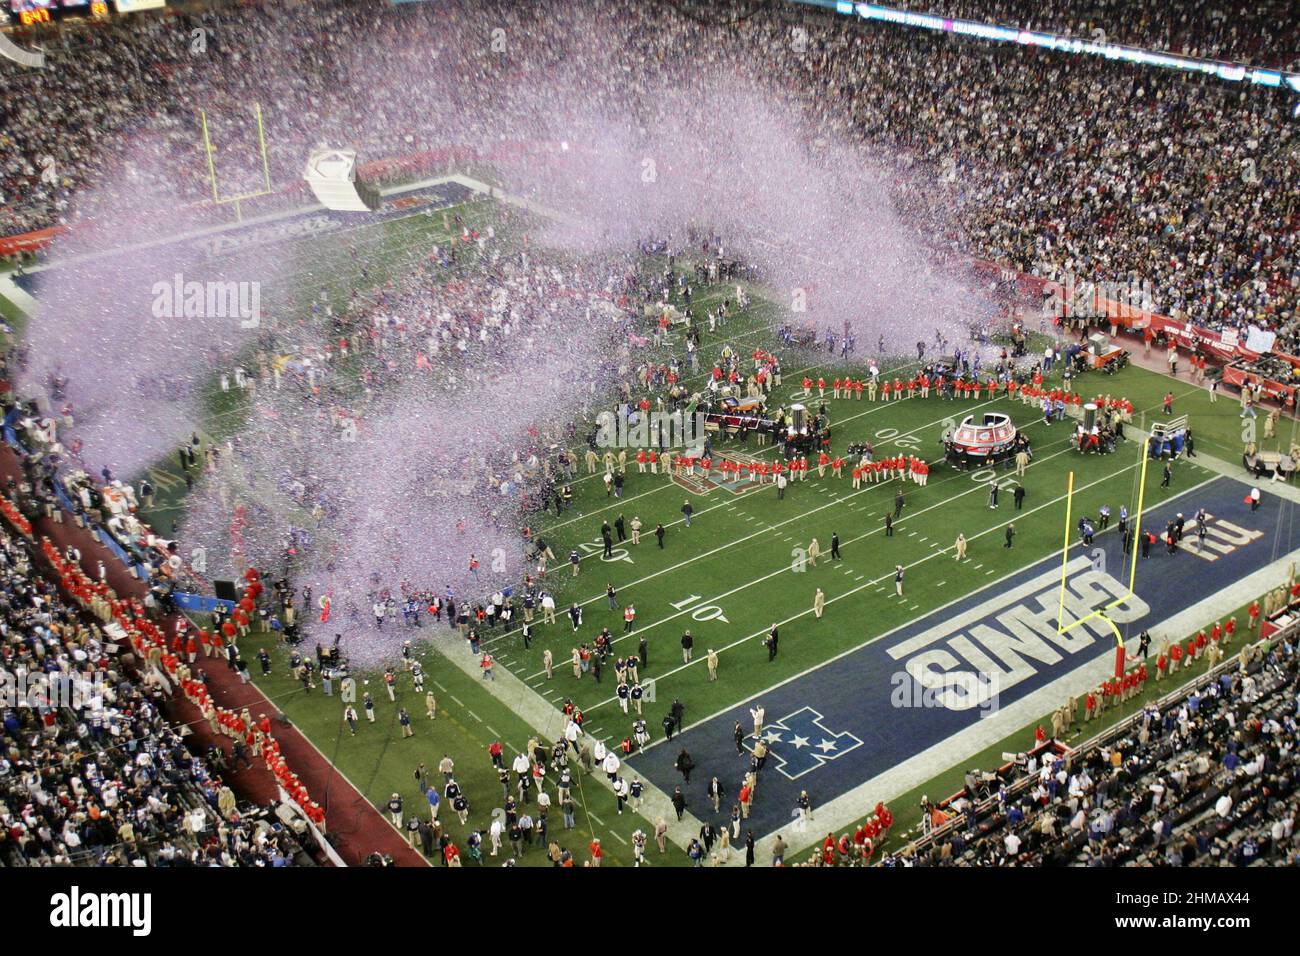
[785,0,1300,95]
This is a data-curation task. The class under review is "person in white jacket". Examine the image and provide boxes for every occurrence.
[488,817,504,856]
[602,750,620,783]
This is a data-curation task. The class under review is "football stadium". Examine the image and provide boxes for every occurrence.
[1,0,1297,923]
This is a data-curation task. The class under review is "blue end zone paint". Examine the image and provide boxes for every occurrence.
[12,180,477,296]
[627,475,1298,837]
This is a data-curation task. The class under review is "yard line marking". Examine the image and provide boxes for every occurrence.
[589,465,1219,717]
[608,829,629,845]
[936,580,946,587]
[433,681,447,691]
[487,726,501,737]
[488,410,1016,650]
[449,695,464,707]
[467,710,482,722]
[517,435,1086,677]
[519,387,1184,690]
[540,378,937,536]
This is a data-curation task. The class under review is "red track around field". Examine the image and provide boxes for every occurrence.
[0,443,425,868]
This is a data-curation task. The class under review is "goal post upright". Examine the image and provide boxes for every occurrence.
[197,103,275,222]
[1123,436,1151,597]
[1056,469,1076,633]
[199,107,222,203]
[254,102,273,195]
[1056,421,1152,647]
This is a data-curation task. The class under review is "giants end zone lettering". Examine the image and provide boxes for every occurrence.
[886,557,1150,711]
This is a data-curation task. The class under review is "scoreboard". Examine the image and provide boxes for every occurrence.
[5,0,160,26]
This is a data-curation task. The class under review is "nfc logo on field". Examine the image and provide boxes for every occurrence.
[749,706,863,780]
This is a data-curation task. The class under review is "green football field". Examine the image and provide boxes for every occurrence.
[6,188,1294,867]
[238,322,1281,867]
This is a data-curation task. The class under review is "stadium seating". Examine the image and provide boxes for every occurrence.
[878,638,1300,866]
[2,0,1295,349]
[0,512,310,866]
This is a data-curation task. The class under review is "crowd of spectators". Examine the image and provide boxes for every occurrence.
[924,0,1300,71]
[180,213,659,573]
[0,1,1294,351]
[0,504,311,866]
[881,636,1300,866]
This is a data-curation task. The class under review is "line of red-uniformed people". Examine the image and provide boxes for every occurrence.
[816,802,894,866]
[655,451,931,485]
[792,370,1110,410]
[1082,617,1240,720]
[40,541,330,832]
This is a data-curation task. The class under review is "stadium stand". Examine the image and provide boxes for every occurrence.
[0,511,314,866]
[922,1,1300,70]
[879,636,1300,866]
[2,0,1295,348]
